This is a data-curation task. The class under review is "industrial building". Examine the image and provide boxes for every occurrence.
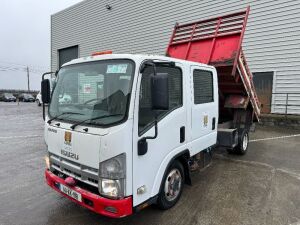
[51,0,300,114]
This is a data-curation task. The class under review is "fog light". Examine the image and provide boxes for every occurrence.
[83,198,94,207]
[104,206,117,214]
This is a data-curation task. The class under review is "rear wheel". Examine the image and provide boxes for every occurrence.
[227,130,249,155]
[237,130,249,155]
[157,160,184,210]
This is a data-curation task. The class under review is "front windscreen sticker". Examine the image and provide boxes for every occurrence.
[107,64,128,74]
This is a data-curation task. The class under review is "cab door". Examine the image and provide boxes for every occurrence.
[189,66,218,155]
[132,62,187,206]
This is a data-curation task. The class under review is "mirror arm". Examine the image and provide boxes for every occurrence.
[142,114,158,141]
[43,99,45,121]
[138,115,158,156]
[140,60,157,75]
[42,71,55,81]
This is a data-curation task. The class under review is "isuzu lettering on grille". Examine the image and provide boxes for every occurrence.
[61,149,79,160]
[48,128,57,133]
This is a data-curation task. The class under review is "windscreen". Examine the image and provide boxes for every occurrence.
[49,59,135,126]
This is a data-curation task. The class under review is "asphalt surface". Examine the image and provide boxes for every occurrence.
[1,102,300,225]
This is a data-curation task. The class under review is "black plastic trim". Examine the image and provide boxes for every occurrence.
[160,150,192,188]
[133,195,158,213]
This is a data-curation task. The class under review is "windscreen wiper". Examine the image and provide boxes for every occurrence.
[70,114,123,130]
[47,112,84,124]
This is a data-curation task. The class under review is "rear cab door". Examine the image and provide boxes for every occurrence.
[189,65,218,155]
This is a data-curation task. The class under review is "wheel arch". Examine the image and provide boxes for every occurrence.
[151,149,191,197]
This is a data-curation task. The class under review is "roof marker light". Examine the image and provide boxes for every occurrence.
[91,50,113,56]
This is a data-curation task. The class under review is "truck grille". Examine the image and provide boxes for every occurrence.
[49,153,99,187]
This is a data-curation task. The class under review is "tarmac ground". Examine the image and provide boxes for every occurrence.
[0,102,300,225]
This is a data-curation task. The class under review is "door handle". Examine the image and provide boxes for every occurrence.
[212,117,216,130]
[180,126,185,143]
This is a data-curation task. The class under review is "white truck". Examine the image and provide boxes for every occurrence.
[42,8,260,218]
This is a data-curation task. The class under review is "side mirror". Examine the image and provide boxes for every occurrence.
[151,73,169,110]
[41,79,51,104]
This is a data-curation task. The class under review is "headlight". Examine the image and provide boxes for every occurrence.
[99,153,126,199]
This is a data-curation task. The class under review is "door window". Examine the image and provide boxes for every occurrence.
[193,69,213,104]
[138,65,183,134]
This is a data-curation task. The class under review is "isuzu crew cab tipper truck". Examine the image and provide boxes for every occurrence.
[42,7,260,218]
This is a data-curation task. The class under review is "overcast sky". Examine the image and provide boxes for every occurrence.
[0,0,82,90]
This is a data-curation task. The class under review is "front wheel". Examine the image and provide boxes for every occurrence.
[157,160,184,210]
[36,100,41,106]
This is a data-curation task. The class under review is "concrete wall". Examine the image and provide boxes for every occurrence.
[51,0,300,114]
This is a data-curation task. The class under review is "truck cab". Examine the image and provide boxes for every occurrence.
[44,53,219,217]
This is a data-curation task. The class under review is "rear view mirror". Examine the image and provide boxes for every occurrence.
[41,79,51,104]
[151,73,169,110]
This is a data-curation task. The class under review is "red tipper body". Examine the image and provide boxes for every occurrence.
[166,6,260,121]
[45,170,132,218]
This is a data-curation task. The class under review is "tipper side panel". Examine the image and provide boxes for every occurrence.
[166,7,260,121]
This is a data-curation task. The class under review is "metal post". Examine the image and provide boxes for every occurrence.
[26,66,30,91]
[285,93,289,122]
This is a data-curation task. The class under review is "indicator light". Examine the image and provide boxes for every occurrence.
[91,50,112,56]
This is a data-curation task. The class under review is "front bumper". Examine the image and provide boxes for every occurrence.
[45,170,133,218]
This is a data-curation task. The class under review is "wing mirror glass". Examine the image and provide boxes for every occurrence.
[41,79,51,104]
[151,73,169,110]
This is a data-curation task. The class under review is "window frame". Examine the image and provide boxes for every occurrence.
[193,69,214,104]
[138,64,184,136]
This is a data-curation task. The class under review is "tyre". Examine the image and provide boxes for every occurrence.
[157,160,184,210]
[36,100,41,106]
[227,130,249,155]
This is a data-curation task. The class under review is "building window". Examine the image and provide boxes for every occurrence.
[193,69,213,104]
[58,45,79,68]
[138,65,183,134]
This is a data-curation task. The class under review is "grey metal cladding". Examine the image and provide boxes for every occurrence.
[51,0,300,114]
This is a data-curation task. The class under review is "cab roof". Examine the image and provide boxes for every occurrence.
[62,53,214,70]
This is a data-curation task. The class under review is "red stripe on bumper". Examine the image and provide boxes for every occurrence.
[45,170,132,218]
